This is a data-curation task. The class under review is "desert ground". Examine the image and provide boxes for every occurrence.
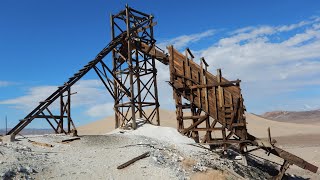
[1,109,320,179]
[77,109,320,179]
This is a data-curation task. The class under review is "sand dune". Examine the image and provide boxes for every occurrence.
[78,109,320,138]
[246,113,320,138]
[261,110,320,124]
[77,109,177,135]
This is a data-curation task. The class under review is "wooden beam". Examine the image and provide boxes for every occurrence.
[117,152,150,169]
[189,80,241,89]
[181,116,208,134]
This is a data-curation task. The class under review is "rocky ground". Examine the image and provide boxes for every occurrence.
[1,123,320,180]
[0,124,286,180]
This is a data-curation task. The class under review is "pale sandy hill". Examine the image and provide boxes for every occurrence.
[261,110,320,124]
[246,113,320,138]
[78,109,320,138]
[77,109,177,135]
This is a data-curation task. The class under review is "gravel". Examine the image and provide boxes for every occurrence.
[0,124,280,180]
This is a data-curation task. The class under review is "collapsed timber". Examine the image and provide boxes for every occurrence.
[4,5,318,179]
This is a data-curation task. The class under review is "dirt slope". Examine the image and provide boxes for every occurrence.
[78,109,320,138]
[77,109,177,135]
[261,110,320,124]
[246,113,320,138]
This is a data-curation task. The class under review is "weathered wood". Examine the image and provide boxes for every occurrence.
[182,115,207,120]
[117,152,150,169]
[189,80,241,89]
[61,137,80,143]
[31,141,53,148]
[181,116,208,134]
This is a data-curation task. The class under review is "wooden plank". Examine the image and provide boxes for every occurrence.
[61,137,80,143]
[217,69,224,108]
[189,80,241,89]
[181,116,208,134]
[182,115,208,120]
[31,141,53,148]
[117,152,150,169]
[191,127,224,131]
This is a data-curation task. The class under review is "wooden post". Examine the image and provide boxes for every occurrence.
[217,69,224,108]
[150,17,160,126]
[110,14,119,129]
[201,58,211,142]
[217,69,226,149]
[126,5,136,129]
[135,47,143,118]
[60,94,64,133]
[67,88,71,133]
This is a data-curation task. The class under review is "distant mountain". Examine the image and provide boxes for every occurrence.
[0,128,54,136]
[261,109,320,124]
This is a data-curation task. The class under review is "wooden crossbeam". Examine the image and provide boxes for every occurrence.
[189,80,241,89]
[181,116,208,134]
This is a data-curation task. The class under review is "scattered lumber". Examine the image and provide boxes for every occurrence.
[17,133,53,147]
[31,141,53,148]
[61,137,80,143]
[117,152,150,169]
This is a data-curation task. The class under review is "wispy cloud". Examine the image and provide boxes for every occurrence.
[154,16,320,113]
[158,29,215,50]
[0,85,57,110]
[0,80,14,87]
[0,79,110,114]
[198,16,320,112]
[2,16,320,119]
[85,102,114,117]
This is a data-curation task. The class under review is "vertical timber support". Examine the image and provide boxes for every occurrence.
[110,5,161,129]
[217,69,227,150]
[67,88,71,133]
[60,93,64,133]
[110,13,120,129]
[126,5,137,129]
[150,16,160,126]
[275,160,291,180]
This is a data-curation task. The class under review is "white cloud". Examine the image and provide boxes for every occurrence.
[146,16,320,113]
[85,102,114,117]
[158,30,215,50]
[3,16,320,119]
[276,20,311,32]
[0,85,57,110]
[0,81,14,87]
[197,17,320,112]
[0,79,110,114]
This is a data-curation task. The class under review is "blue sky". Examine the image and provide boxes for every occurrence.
[1,1,320,128]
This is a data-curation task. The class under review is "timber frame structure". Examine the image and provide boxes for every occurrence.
[167,45,318,179]
[110,7,163,129]
[6,5,318,179]
[7,5,168,136]
[168,46,246,147]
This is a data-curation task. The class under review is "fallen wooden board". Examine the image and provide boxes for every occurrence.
[117,152,150,169]
[61,137,80,143]
[31,141,53,148]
